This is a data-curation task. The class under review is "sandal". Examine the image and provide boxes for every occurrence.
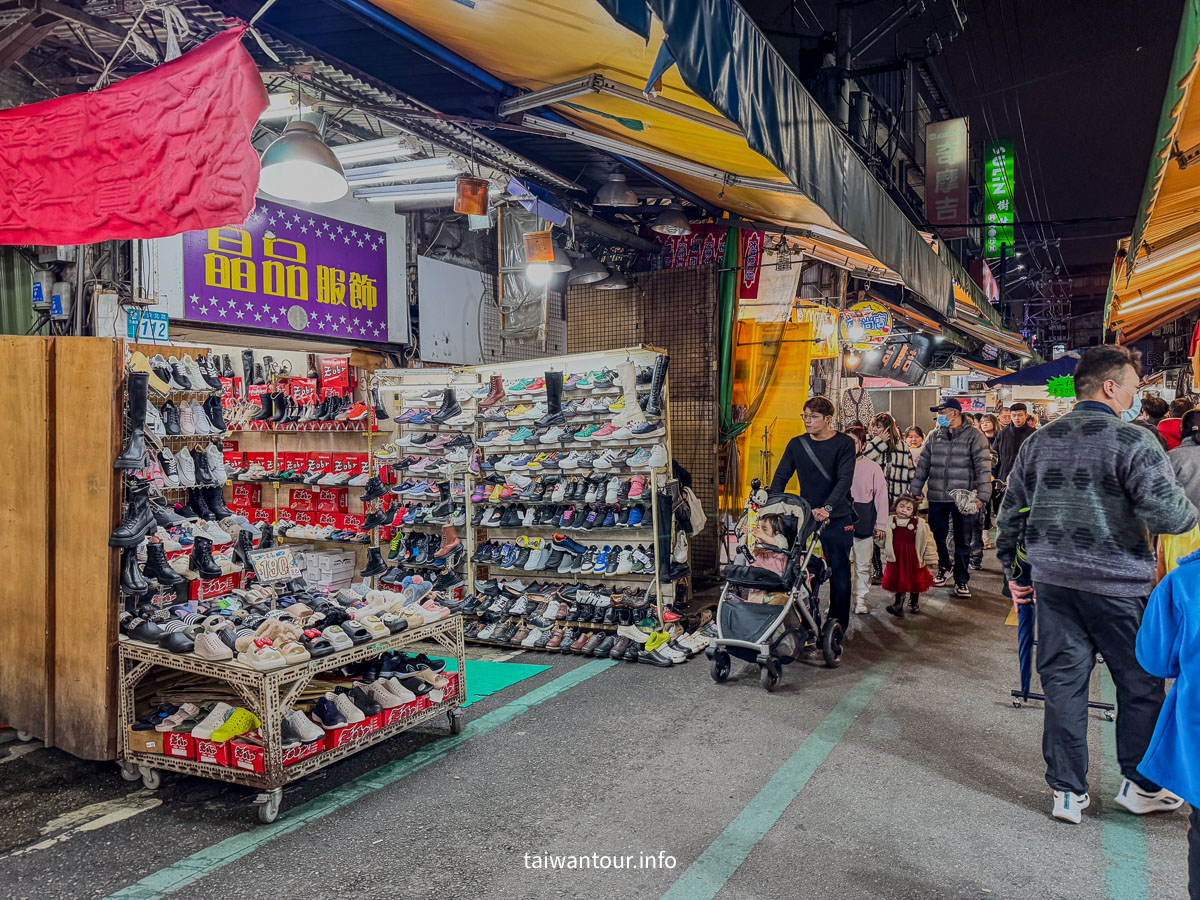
[155,702,201,732]
[277,640,312,664]
[238,640,286,670]
[323,625,353,651]
[360,615,390,639]
[342,621,372,645]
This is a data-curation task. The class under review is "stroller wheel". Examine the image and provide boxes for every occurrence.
[821,619,844,668]
[710,651,731,684]
[759,664,780,692]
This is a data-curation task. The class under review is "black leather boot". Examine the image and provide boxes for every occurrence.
[536,370,565,427]
[430,389,462,424]
[114,372,149,469]
[143,541,184,585]
[189,536,222,579]
[307,353,318,379]
[258,521,275,549]
[120,546,149,593]
[189,487,216,521]
[372,388,389,421]
[204,486,234,518]
[241,350,255,394]
[222,354,235,378]
[192,448,213,485]
[360,546,388,577]
[429,481,453,523]
[645,354,668,418]
[251,392,274,422]
[232,529,255,569]
[109,480,155,547]
[204,396,227,432]
[271,392,288,424]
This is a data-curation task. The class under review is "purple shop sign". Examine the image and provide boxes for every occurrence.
[182,199,390,342]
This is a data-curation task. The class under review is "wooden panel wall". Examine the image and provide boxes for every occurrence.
[53,338,122,760]
[0,337,54,743]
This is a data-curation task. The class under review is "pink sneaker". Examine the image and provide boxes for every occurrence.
[590,423,617,440]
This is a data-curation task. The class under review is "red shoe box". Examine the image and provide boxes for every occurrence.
[247,384,269,408]
[280,451,307,473]
[290,508,316,526]
[380,699,427,727]
[320,385,348,401]
[282,737,324,767]
[229,740,265,773]
[439,671,460,702]
[290,487,315,511]
[316,713,381,749]
[320,357,350,391]
[249,506,276,524]
[246,451,275,473]
[219,377,243,407]
[317,487,349,513]
[332,452,368,476]
[189,571,242,602]
[307,451,333,475]
[193,738,231,766]
[231,483,262,505]
[315,510,341,529]
[290,378,319,405]
[224,451,245,472]
[163,731,194,760]
[340,513,366,531]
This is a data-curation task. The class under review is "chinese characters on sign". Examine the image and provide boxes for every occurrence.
[984,139,1016,258]
[839,300,892,349]
[182,199,389,341]
[645,224,728,270]
[925,118,969,239]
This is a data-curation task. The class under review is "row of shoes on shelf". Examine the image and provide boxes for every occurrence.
[152,444,228,489]
[379,526,464,570]
[473,538,656,575]
[146,353,226,394]
[148,397,227,436]
[466,579,657,625]
[471,472,649,505]
[476,419,665,445]
[473,502,645,529]
[464,620,705,666]
[481,444,667,472]
[246,391,385,426]
[378,433,475,457]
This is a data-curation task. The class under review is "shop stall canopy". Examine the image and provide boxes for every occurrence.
[986,355,1076,388]
[345,0,954,314]
[1107,0,1200,342]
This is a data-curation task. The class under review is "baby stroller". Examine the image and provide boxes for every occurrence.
[707,486,839,692]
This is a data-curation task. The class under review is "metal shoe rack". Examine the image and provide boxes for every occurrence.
[117,615,465,822]
[374,346,681,651]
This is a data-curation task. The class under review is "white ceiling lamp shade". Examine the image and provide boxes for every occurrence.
[331,137,416,165]
[526,244,573,286]
[258,120,348,203]
[568,252,610,284]
[343,157,462,186]
[650,201,692,236]
[594,269,630,290]
[593,172,638,207]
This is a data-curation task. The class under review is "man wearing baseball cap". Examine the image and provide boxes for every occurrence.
[909,398,993,597]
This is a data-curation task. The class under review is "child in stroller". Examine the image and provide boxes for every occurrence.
[708,485,841,692]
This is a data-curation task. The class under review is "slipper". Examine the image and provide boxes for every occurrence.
[360,615,390,638]
[300,631,336,658]
[400,609,427,629]
[277,640,312,664]
[156,702,200,732]
[171,703,211,734]
[209,707,262,743]
[401,668,450,689]
[323,625,354,651]
[380,613,409,635]
[160,630,195,654]
[238,641,286,670]
[342,622,372,645]
[133,704,179,731]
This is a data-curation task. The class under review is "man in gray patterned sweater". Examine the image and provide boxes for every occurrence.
[997,345,1198,825]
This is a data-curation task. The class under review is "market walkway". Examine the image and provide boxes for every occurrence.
[0,553,1190,900]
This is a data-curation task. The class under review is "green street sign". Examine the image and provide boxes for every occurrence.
[984,139,1015,257]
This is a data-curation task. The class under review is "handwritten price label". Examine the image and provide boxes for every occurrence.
[249,546,302,584]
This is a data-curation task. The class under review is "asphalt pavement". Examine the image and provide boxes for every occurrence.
[0,551,1190,899]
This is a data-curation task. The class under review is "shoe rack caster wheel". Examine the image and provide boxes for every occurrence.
[139,766,161,790]
[1012,698,1023,709]
[254,789,283,824]
[118,761,141,782]
[710,652,731,684]
[448,709,464,735]
[15,731,32,742]
[1104,711,1116,723]
[759,665,780,693]
[821,619,844,669]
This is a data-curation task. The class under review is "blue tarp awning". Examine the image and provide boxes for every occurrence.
[986,355,1077,387]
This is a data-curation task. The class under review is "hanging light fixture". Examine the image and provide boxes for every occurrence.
[650,201,692,236]
[568,252,610,285]
[259,121,348,203]
[594,269,630,290]
[526,244,573,286]
[454,175,491,216]
[593,172,638,207]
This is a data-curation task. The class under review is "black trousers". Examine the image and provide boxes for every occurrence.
[1034,582,1165,795]
[820,518,855,630]
[927,501,972,586]
[1191,807,1199,900]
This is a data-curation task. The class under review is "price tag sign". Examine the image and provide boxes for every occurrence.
[249,546,303,585]
[126,308,170,342]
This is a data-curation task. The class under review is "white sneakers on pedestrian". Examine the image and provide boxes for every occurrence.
[854,602,868,615]
[1051,790,1090,824]
[1112,778,1185,815]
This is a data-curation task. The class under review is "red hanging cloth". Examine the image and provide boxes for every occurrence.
[0,26,268,245]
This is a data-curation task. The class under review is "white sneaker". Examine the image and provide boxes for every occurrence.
[191,702,234,740]
[329,691,365,724]
[146,404,166,437]
[854,602,868,615]
[205,445,227,484]
[285,709,325,743]
[178,401,196,436]
[615,548,634,574]
[647,443,668,468]
[190,400,213,435]
[445,411,477,427]
[605,480,620,504]
[241,463,268,481]
[1051,790,1090,824]
[559,451,583,469]
[540,425,566,443]
[603,425,635,443]
[522,628,544,647]
[183,355,206,391]
[1113,778,1185,814]
[176,448,197,487]
[348,472,371,486]
[550,480,567,502]
[445,447,469,463]
[201,520,232,545]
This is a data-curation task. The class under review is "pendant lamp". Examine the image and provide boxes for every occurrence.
[650,201,692,236]
[259,121,348,203]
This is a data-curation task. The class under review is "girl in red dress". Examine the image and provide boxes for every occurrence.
[882,494,937,617]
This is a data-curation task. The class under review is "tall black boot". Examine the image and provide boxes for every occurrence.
[114,372,150,469]
[204,486,234,519]
[192,448,213,486]
[241,350,255,395]
[222,354,234,378]
[360,546,388,577]
[271,392,288,423]
[253,363,266,387]
[644,354,669,418]
[258,521,275,549]
[189,536,222,579]
[143,542,184,585]
[430,481,453,522]
[189,487,216,521]
[109,480,155,547]
[536,371,566,428]
[251,392,274,422]
[430,389,462,424]
[204,396,227,432]
[121,546,149,593]
[372,388,389,422]
[307,353,318,379]
[232,529,255,569]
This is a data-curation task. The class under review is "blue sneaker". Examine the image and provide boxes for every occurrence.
[627,505,644,527]
[409,410,433,424]
[402,507,417,524]
[594,545,610,572]
[499,543,516,569]
[603,507,617,527]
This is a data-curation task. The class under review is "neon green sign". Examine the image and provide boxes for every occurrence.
[984,139,1015,257]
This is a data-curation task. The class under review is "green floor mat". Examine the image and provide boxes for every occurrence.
[431,657,550,708]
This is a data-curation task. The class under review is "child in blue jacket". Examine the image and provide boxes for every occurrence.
[1137,546,1200,899]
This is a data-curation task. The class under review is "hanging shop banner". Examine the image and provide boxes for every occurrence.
[0,28,266,245]
[984,139,1016,258]
[839,300,892,349]
[181,199,390,342]
[925,118,969,239]
[798,304,839,359]
[738,229,765,299]
[645,224,728,270]
[857,333,934,385]
[968,258,1000,307]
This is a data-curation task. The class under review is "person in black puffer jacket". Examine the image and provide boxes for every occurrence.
[909,399,992,597]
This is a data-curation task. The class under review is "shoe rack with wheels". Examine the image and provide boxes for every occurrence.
[117,616,465,821]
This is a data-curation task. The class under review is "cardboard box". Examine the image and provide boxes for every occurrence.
[380,699,427,727]
[320,357,350,391]
[282,737,324,767]
[290,508,316,526]
[219,377,243,407]
[229,740,265,773]
[188,571,242,602]
[127,727,164,755]
[313,573,353,592]
[320,385,348,400]
[163,731,194,760]
[193,738,231,767]
[247,451,275,473]
[231,483,262,505]
[247,384,269,408]
[223,450,245,471]
[340,513,366,531]
[332,453,368,476]
[290,487,315,510]
[280,451,307,473]
[290,378,319,405]
[249,506,275,524]
[306,451,333,475]
[314,510,341,529]
[317,550,356,574]
[317,713,381,749]
[317,487,349,513]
